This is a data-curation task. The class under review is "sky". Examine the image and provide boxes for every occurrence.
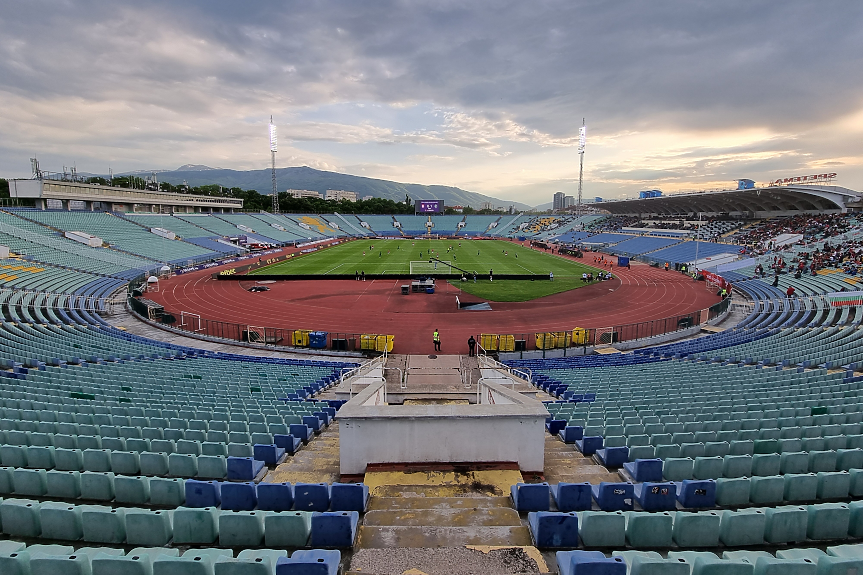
[1,1,862,207]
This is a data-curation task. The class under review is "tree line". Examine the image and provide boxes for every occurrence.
[0,176,510,215]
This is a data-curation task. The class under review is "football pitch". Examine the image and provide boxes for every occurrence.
[249,239,605,302]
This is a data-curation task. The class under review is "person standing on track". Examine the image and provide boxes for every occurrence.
[433,329,441,352]
[467,335,476,357]
[489,268,493,281]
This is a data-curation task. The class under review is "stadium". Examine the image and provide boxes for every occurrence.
[4,175,863,574]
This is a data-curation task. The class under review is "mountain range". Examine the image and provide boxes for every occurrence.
[119,165,534,211]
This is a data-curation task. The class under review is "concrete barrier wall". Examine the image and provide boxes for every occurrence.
[339,378,547,474]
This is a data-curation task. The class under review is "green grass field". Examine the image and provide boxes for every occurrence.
[250,239,604,302]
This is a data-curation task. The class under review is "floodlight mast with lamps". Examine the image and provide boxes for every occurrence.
[576,118,586,216]
[269,116,279,213]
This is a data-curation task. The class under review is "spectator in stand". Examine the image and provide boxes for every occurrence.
[786,285,796,298]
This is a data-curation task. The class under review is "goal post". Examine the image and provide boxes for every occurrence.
[410,260,452,274]
[180,311,203,332]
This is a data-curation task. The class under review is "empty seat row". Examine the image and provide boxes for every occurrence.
[557,547,863,575]
[0,542,340,575]
[185,479,369,512]
[0,440,302,475]
[0,497,359,548]
[528,502,863,550]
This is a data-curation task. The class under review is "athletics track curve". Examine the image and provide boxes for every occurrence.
[147,243,722,355]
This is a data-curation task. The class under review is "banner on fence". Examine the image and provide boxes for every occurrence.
[826,291,863,307]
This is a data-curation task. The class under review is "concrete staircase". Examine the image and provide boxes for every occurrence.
[264,424,341,484]
[349,469,545,574]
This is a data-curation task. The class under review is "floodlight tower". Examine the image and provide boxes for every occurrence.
[269,116,279,213]
[576,118,586,216]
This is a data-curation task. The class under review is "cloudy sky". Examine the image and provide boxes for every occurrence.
[1,1,861,206]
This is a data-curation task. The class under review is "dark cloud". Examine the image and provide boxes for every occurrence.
[0,0,861,195]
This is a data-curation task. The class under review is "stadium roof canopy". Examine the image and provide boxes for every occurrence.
[598,185,863,217]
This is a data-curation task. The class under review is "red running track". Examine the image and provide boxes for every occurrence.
[148,246,721,355]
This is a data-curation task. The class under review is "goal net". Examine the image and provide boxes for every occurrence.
[410,260,452,274]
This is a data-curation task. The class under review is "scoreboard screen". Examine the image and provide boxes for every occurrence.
[417,200,443,213]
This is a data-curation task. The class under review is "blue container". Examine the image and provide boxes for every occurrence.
[426,287,435,294]
[308,332,328,349]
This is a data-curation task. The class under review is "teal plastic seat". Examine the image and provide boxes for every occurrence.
[723,550,816,574]
[173,506,219,544]
[264,511,312,547]
[704,441,730,458]
[780,452,809,474]
[817,471,851,499]
[807,503,850,540]
[0,445,28,467]
[39,501,84,541]
[168,453,198,477]
[749,476,784,504]
[13,468,48,496]
[729,440,754,456]
[672,511,721,548]
[578,510,625,547]
[219,511,266,547]
[125,508,173,546]
[723,455,752,478]
[91,547,180,575]
[0,498,43,537]
[809,450,838,473]
[45,470,82,499]
[764,505,808,544]
[776,548,862,575]
[693,457,723,480]
[625,511,673,548]
[719,508,766,547]
[613,550,689,574]
[54,449,83,471]
[783,474,818,502]
[667,550,754,574]
[664,458,694,481]
[82,449,112,472]
[197,456,227,480]
[114,476,150,504]
[149,478,185,506]
[26,445,55,469]
[80,471,115,501]
[140,452,169,476]
[81,505,126,543]
[153,549,233,575]
[751,454,780,476]
[716,477,751,506]
[110,451,140,475]
[850,501,863,537]
[214,549,287,575]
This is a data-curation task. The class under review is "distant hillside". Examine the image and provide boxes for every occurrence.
[133,165,532,211]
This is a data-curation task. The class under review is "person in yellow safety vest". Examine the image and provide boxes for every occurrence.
[433,329,441,352]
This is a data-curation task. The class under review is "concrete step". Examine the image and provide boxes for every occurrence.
[367,496,512,511]
[348,546,547,574]
[357,525,533,548]
[363,507,521,527]
[369,484,509,498]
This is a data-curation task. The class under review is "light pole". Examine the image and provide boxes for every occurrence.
[269,117,279,213]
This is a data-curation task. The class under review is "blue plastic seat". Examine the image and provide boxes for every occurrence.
[623,459,662,483]
[591,482,634,512]
[258,482,294,512]
[633,482,677,511]
[275,550,340,575]
[510,483,551,513]
[309,511,359,547]
[295,482,332,512]
[528,511,579,548]
[330,483,369,512]
[226,457,265,481]
[221,482,258,511]
[556,550,626,575]
[185,479,222,508]
[550,482,592,512]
